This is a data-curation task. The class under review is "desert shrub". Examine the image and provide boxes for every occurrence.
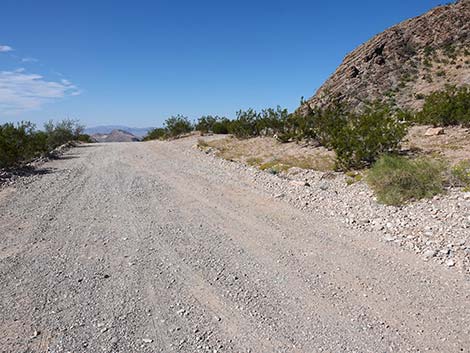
[0,122,43,167]
[450,160,470,190]
[195,116,218,134]
[367,155,446,205]
[0,119,86,168]
[196,115,230,134]
[44,119,84,149]
[314,102,408,170]
[212,118,230,134]
[143,128,168,141]
[77,134,93,143]
[225,107,290,139]
[164,115,193,137]
[256,106,289,136]
[228,109,259,138]
[415,86,470,126]
[277,110,317,142]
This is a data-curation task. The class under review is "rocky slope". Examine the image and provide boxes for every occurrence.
[91,129,140,143]
[303,0,470,112]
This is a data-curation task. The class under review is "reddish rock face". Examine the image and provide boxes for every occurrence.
[302,0,470,114]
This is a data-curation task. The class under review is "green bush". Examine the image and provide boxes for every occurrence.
[195,116,218,134]
[77,134,93,143]
[256,106,289,136]
[228,109,259,138]
[0,122,43,168]
[0,119,86,168]
[367,155,446,205]
[212,118,230,134]
[143,128,168,141]
[195,115,230,134]
[227,107,289,139]
[415,85,470,126]
[44,119,84,150]
[314,102,408,170]
[164,115,193,137]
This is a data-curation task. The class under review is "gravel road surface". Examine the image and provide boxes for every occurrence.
[1,140,469,352]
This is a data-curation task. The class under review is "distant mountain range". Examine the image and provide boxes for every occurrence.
[85,125,153,138]
[90,129,141,143]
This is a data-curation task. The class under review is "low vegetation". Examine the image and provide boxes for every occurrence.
[366,155,446,206]
[309,102,408,170]
[450,160,470,191]
[414,85,470,127]
[142,127,167,141]
[148,85,469,205]
[0,119,87,168]
[144,115,194,141]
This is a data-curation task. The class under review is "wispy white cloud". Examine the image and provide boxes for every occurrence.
[0,69,81,114]
[21,57,38,63]
[0,45,13,52]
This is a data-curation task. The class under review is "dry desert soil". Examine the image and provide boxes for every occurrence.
[1,139,469,352]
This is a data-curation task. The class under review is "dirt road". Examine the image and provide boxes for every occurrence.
[1,140,469,352]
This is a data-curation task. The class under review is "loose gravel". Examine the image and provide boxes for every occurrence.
[196,136,470,275]
[0,140,469,352]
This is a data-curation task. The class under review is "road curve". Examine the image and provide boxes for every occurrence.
[0,139,469,352]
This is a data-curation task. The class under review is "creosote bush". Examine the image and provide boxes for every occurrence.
[143,128,167,141]
[0,119,85,168]
[366,155,446,206]
[164,115,193,137]
[44,119,84,150]
[195,115,230,135]
[415,85,470,126]
[322,102,408,170]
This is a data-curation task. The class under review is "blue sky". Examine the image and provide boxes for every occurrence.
[0,0,444,128]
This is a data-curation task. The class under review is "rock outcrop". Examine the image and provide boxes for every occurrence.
[302,0,470,113]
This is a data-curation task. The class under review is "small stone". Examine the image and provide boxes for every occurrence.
[289,180,309,187]
[446,259,455,267]
[424,127,444,136]
[274,193,285,199]
[319,183,329,191]
[142,338,153,343]
[422,249,436,259]
[373,222,384,231]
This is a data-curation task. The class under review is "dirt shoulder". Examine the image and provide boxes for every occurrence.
[196,129,470,274]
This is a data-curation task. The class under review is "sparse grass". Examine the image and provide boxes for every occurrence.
[197,138,209,148]
[259,160,290,174]
[431,143,463,151]
[367,155,446,206]
[246,157,263,166]
[199,136,335,172]
[450,160,470,191]
[345,171,363,185]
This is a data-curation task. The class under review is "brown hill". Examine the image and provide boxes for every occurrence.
[91,129,140,143]
[302,0,470,113]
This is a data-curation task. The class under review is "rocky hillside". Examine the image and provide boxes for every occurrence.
[303,0,470,113]
[91,129,140,143]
